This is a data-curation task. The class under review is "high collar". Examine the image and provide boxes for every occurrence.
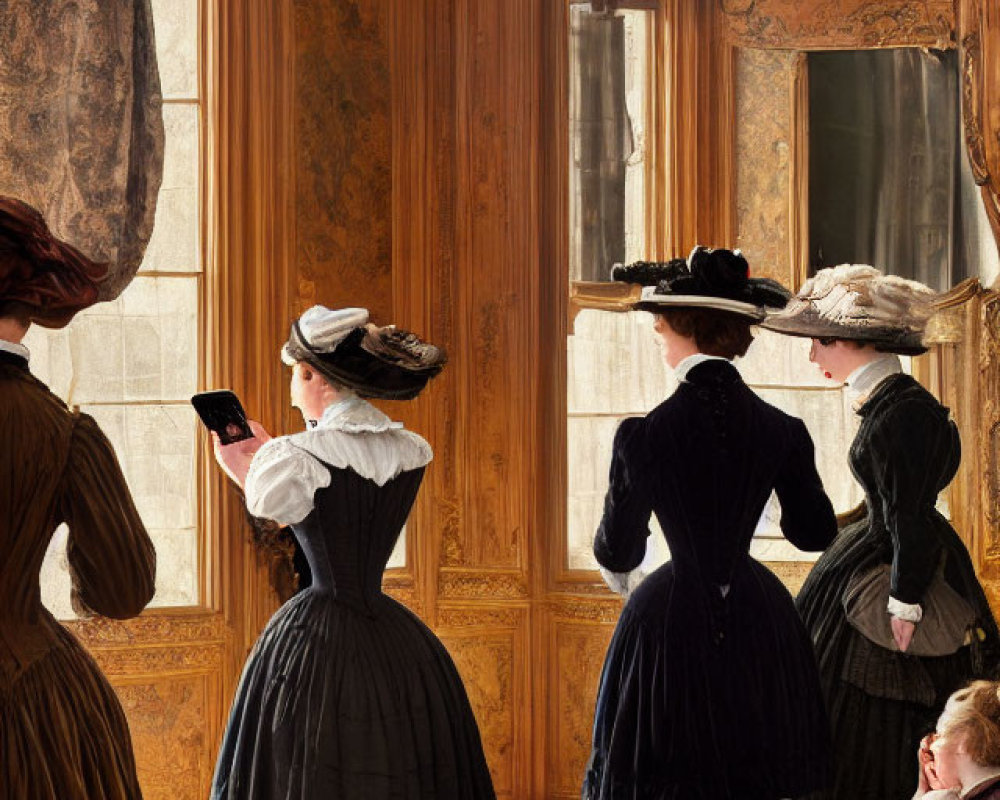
[0,338,29,362]
[682,357,743,388]
[0,339,29,370]
[674,353,731,383]
[845,354,902,410]
[314,394,404,434]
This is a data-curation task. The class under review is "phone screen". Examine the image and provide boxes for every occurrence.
[191,390,254,444]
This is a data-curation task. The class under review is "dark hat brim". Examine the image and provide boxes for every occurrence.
[282,324,444,400]
[761,306,928,355]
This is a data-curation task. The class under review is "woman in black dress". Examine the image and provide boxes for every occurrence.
[210,305,496,800]
[764,265,1000,799]
[583,247,839,800]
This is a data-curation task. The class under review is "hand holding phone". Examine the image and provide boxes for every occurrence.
[191,390,254,444]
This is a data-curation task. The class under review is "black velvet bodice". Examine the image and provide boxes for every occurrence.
[594,360,837,587]
[846,373,963,604]
[291,464,424,614]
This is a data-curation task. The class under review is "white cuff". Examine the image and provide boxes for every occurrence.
[888,595,923,623]
[599,566,647,599]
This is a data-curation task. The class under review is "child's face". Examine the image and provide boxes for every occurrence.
[926,729,965,790]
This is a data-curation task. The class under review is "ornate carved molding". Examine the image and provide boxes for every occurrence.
[93,644,226,678]
[68,612,228,648]
[959,0,1000,259]
[721,0,954,50]
[981,293,1000,555]
[437,605,527,630]
[548,596,623,625]
[438,569,530,600]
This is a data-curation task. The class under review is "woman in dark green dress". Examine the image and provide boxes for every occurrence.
[764,265,1000,800]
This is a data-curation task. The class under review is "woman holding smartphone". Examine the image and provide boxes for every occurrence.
[209,305,495,800]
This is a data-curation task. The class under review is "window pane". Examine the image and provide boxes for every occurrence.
[151,0,199,100]
[24,276,198,405]
[569,6,649,282]
[141,103,200,272]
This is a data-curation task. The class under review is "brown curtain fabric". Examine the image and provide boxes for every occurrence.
[0,0,164,302]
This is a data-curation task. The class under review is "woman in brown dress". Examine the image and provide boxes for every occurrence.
[0,196,156,800]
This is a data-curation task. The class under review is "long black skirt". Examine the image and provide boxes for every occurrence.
[211,589,496,799]
[797,519,997,800]
[583,557,833,800]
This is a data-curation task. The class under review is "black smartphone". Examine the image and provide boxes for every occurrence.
[191,390,254,444]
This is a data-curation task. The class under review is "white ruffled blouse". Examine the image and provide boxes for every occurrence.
[244,395,432,525]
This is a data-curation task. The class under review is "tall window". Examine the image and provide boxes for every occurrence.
[33,0,203,618]
[566,3,666,571]
[567,8,871,578]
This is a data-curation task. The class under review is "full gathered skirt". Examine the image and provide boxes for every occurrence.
[1,620,142,800]
[583,557,832,800]
[211,588,496,800]
[797,519,995,800]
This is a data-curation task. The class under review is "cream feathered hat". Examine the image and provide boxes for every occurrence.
[761,265,938,355]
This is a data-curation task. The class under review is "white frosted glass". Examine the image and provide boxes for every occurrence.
[39,524,74,621]
[151,0,199,99]
[82,404,197,531]
[141,104,200,272]
[40,522,199,619]
[146,529,199,607]
[23,277,197,405]
[568,309,675,415]
[386,527,407,570]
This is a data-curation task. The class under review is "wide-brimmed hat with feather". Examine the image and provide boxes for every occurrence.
[761,265,937,355]
[612,246,790,321]
[281,305,447,400]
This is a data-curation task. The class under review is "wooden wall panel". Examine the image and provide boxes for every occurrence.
[438,606,531,798]
[294,0,392,320]
[545,600,619,799]
[71,613,228,799]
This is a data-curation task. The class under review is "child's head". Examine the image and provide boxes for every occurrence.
[933,681,1000,777]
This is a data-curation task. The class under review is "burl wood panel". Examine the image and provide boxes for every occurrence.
[115,676,214,800]
[294,0,392,320]
[720,0,954,50]
[438,605,530,798]
[734,48,797,287]
[550,621,615,798]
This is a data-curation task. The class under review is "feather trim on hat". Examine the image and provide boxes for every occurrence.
[792,264,937,331]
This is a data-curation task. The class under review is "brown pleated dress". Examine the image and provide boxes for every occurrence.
[0,350,156,800]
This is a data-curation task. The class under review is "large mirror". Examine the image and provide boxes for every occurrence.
[807,48,999,291]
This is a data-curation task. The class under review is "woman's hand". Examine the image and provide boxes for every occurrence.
[212,420,272,489]
[892,616,916,652]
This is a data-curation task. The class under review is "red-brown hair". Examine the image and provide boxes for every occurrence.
[657,307,754,359]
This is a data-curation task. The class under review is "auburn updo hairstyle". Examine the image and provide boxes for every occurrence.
[656,307,754,360]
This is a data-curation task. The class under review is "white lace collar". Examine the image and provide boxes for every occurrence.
[314,395,404,434]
